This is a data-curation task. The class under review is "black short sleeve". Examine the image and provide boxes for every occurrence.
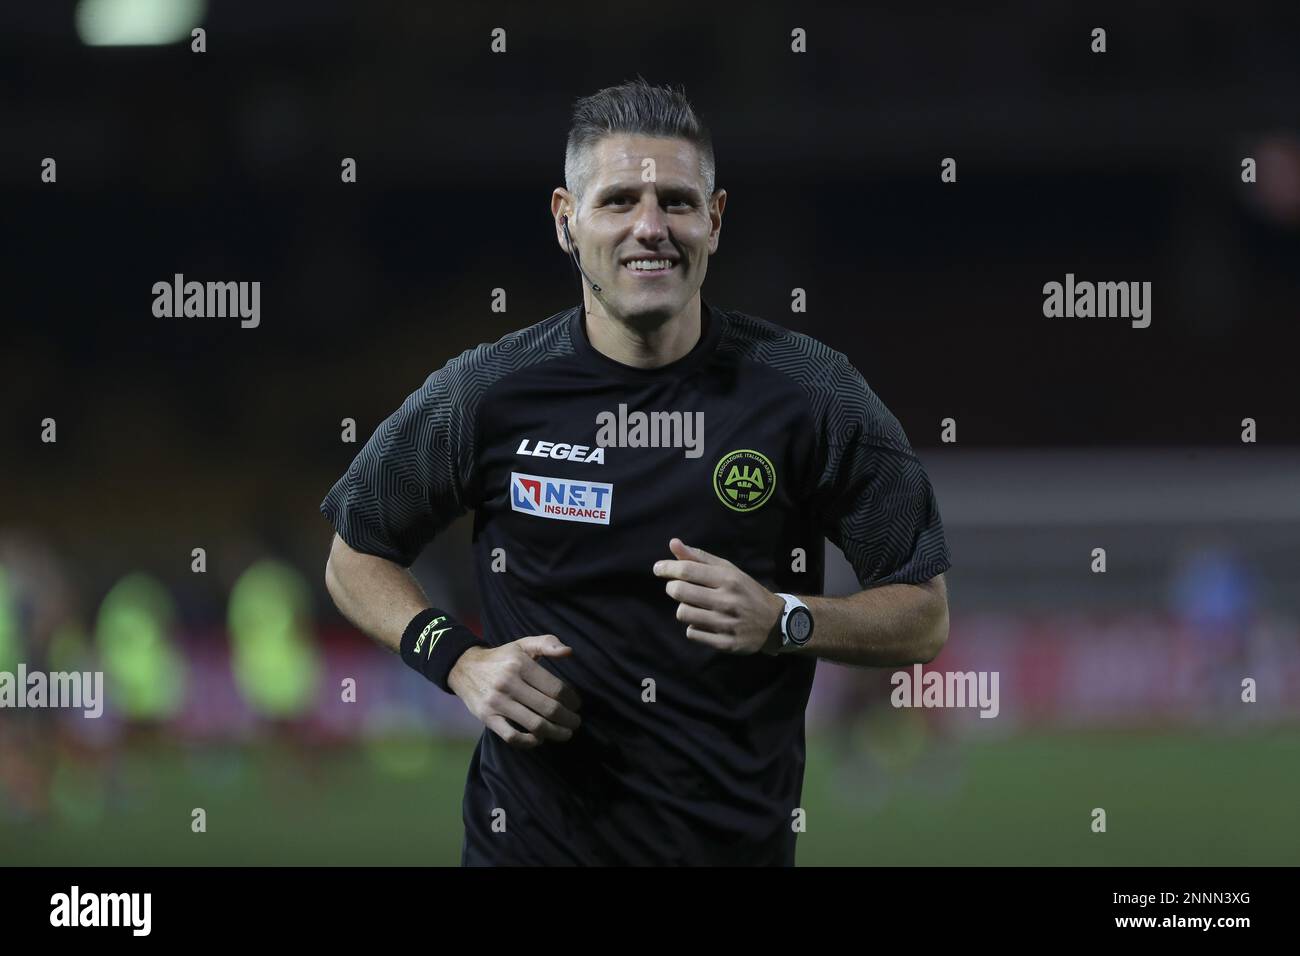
[812,359,951,589]
[320,358,476,568]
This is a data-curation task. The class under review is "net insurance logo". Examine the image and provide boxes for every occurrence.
[511,472,614,525]
[713,449,776,512]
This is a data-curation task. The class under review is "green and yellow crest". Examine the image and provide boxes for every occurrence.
[713,449,776,513]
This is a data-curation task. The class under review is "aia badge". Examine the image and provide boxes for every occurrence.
[713,449,776,513]
[510,472,613,525]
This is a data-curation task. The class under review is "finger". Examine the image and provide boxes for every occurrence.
[683,625,735,650]
[668,537,699,561]
[516,634,572,658]
[674,603,734,632]
[510,679,582,731]
[519,656,583,712]
[486,714,541,749]
[664,579,729,611]
[497,697,574,743]
[671,539,728,566]
[653,559,727,586]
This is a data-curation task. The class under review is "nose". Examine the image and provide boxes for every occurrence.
[631,199,669,243]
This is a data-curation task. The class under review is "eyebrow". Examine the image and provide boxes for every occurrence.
[594,181,702,203]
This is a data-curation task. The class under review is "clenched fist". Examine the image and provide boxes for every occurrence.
[448,634,583,748]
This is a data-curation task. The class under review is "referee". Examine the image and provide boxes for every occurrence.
[321,78,952,866]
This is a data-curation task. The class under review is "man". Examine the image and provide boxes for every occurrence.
[321,78,951,865]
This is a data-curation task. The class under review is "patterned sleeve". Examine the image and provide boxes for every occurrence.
[320,353,478,568]
[811,358,951,588]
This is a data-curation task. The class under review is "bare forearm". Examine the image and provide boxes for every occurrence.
[324,533,430,653]
[782,576,948,667]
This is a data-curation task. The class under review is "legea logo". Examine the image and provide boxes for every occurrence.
[510,472,613,525]
[515,438,605,464]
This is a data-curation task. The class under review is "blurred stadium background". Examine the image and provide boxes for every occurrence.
[3,1,1299,865]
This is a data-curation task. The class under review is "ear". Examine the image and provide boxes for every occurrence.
[707,188,727,255]
[551,188,574,253]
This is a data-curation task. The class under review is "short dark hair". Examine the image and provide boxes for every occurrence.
[564,77,716,203]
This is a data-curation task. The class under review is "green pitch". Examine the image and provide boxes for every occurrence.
[4,728,1298,865]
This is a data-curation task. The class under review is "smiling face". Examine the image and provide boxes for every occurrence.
[553,133,726,327]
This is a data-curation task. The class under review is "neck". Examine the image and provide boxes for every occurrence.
[584,295,703,369]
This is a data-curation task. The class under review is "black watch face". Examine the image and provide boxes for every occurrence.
[788,607,813,644]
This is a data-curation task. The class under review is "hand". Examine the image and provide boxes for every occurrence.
[652,538,785,655]
[447,635,583,748]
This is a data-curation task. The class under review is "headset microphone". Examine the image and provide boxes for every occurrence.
[561,214,602,294]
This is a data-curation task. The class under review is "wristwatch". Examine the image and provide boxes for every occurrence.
[774,592,814,649]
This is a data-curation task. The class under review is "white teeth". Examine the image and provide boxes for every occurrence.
[626,259,672,271]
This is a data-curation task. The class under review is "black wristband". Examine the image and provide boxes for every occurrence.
[399,607,482,694]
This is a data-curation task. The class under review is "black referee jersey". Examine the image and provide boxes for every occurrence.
[321,297,952,865]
